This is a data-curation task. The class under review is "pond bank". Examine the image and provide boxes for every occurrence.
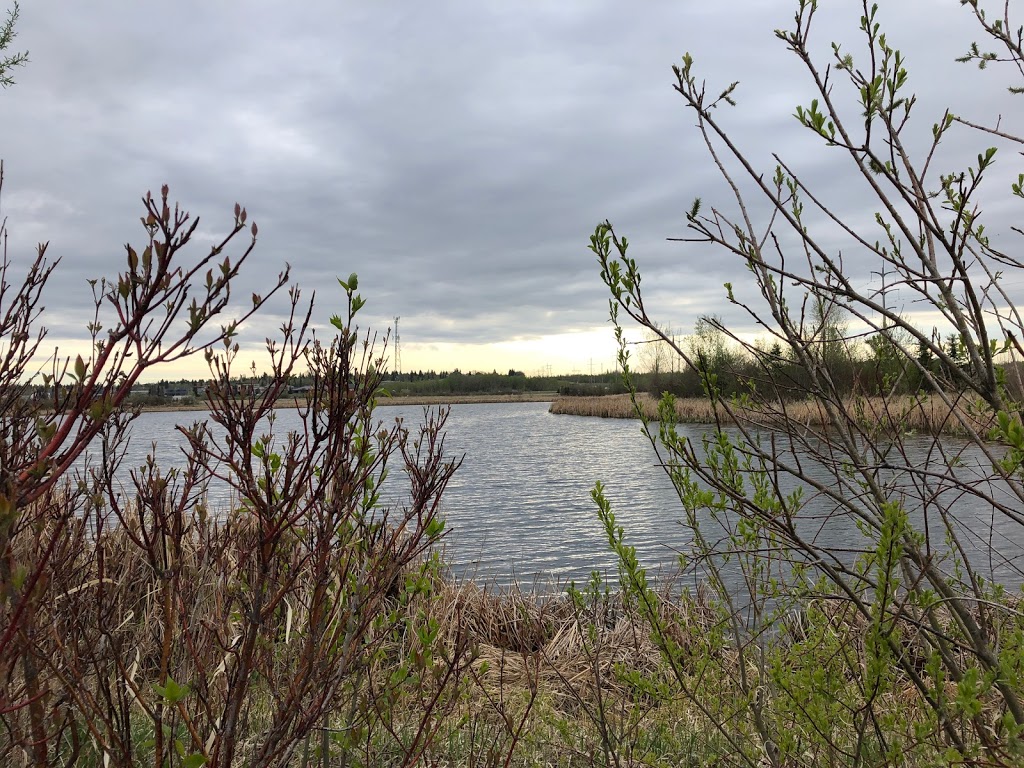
[549,392,997,437]
[137,391,558,413]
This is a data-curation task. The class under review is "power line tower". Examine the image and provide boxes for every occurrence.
[393,316,401,377]
[872,265,891,330]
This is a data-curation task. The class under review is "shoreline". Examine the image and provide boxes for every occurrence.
[378,391,556,406]
[549,392,997,437]
[136,391,558,413]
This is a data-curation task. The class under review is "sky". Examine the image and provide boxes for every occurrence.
[2,1,1023,381]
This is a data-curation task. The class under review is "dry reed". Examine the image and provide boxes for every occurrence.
[550,392,999,437]
[421,580,669,705]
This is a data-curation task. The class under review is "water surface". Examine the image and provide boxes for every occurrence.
[94,401,1024,590]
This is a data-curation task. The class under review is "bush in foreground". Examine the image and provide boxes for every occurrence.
[592,1,1024,765]
[0,186,463,767]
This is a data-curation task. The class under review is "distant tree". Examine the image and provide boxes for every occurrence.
[688,317,733,375]
[865,325,916,395]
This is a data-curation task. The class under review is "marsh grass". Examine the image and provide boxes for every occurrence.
[337,574,1014,766]
[551,392,997,437]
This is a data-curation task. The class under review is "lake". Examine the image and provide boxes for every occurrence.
[90,401,1024,590]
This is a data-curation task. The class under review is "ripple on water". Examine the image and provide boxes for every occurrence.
[86,401,1024,590]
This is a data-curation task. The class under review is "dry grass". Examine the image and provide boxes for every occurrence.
[396,577,985,765]
[550,392,999,437]
[422,580,670,704]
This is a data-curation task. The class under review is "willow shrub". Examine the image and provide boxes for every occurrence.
[592,2,1024,766]
[0,186,466,768]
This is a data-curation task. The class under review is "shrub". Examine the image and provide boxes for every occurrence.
[593,1,1024,765]
[0,184,465,767]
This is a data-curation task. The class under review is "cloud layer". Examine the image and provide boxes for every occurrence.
[2,1,1021,375]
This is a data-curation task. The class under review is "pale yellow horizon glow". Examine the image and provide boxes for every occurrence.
[30,306,985,386]
[397,328,633,377]
[27,327,642,384]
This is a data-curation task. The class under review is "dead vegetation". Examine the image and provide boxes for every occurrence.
[551,392,998,437]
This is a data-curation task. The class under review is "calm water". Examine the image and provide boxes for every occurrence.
[89,401,1024,589]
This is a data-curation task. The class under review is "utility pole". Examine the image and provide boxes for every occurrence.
[394,316,401,377]
[871,266,891,329]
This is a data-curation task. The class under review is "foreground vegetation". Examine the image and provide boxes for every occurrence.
[584,1,1024,765]
[6,184,1010,766]
[7,495,1020,767]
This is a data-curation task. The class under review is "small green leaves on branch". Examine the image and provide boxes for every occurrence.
[153,675,190,705]
[795,99,836,142]
[591,221,642,315]
[933,112,956,140]
[0,2,28,88]
[338,272,358,292]
[73,354,87,383]
[976,146,999,177]
[337,272,365,315]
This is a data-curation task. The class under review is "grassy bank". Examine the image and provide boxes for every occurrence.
[550,392,999,437]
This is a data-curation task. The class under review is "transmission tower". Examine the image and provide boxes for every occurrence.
[394,316,401,377]
[872,266,891,329]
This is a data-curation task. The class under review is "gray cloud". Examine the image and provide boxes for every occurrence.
[2,1,1021,370]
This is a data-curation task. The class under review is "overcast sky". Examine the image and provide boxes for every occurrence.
[2,1,1022,380]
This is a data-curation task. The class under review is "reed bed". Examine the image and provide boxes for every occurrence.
[373,576,995,766]
[550,392,999,437]
[422,580,670,703]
